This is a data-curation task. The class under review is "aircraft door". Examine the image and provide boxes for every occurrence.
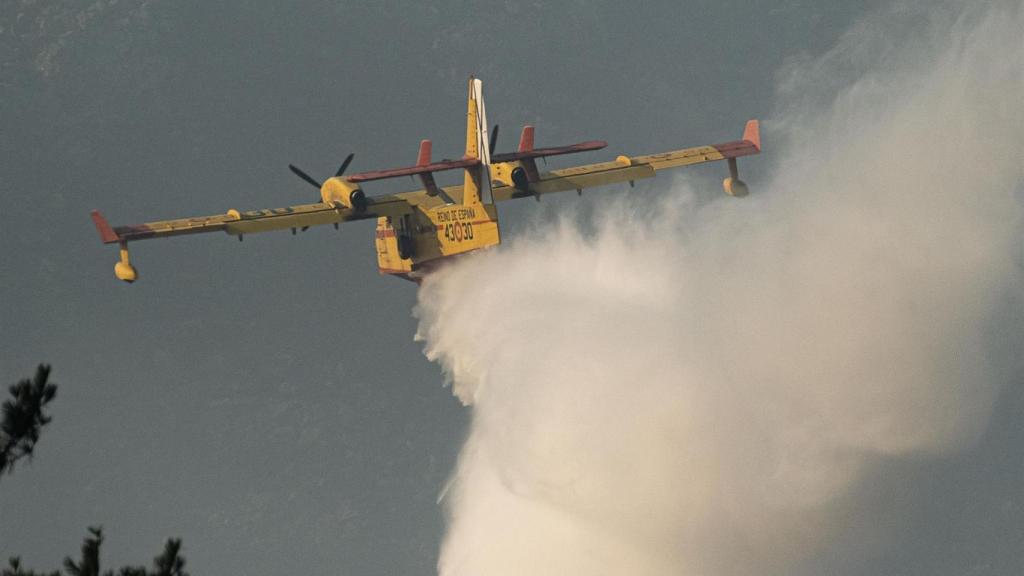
[396,214,415,260]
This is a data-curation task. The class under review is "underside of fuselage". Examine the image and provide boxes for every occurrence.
[376,243,487,284]
[374,200,501,282]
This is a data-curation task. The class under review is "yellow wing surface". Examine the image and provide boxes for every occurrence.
[359,117,760,208]
[91,194,413,282]
[91,197,411,244]
[490,119,761,201]
[92,119,759,243]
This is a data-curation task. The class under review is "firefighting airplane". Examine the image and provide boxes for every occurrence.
[91,77,761,283]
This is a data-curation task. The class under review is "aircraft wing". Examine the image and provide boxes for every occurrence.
[91,196,413,244]
[491,160,657,201]
[492,119,761,201]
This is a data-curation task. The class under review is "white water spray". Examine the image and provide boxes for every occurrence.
[416,3,1024,574]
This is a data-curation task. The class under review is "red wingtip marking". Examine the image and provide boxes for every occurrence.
[417,140,432,167]
[90,210,120,244]
[743,119,761,151]
[518,126,535,152]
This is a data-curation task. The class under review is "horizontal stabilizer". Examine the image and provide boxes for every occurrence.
[491,140,607,163]
[348,157,481,183]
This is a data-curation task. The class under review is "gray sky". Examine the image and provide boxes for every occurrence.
[2,1,1021,575]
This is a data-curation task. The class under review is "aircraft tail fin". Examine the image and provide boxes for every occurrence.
[462,77,491,205]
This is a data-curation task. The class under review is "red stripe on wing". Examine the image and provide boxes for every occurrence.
[710,139,760,159]
[348,157,481,183]
[491,140,607,163]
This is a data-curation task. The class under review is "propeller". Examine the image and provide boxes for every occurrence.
[288,153,355,230]
[289,153,356,193]
[488,124,499,156]
[288,164,322,190]
[336,153,354,177]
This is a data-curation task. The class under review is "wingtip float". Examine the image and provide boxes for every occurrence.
[93,76,762,284]
[90,210,137,282]
[722,119,760,198]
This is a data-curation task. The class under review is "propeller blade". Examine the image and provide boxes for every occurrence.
[489,124,499,155]
[289,164,322,190]
[335,153,355,177]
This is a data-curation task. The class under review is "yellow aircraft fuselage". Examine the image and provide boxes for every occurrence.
[373,201,500,281]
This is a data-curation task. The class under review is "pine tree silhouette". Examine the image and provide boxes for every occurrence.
[62,527,105,576]
[7,527,188,576]
[0,364,57,477]
[148,537,186,573]
[150,540,187,576]
[2,556,61,576]
[3,367,189,575]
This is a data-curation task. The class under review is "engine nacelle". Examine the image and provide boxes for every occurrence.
[510,166,530,190]
[723,177,749,198]
[321,177,368,212]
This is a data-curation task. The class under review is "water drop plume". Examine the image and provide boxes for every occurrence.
[416,2,1024,574]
